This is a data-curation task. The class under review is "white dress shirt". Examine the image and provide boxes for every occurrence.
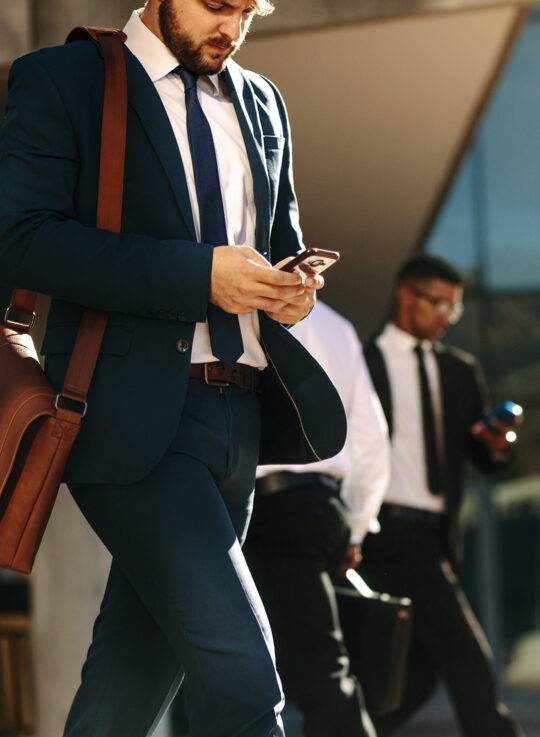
[258,301,391,544]
[124,9,267,369]
[376,322,446,513]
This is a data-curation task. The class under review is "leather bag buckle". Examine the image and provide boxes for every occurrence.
[55,394,88,417]
[4,307,36,332]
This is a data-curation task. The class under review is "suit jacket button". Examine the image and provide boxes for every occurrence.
[176,338,190,354]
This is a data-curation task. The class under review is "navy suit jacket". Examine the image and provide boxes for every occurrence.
[0,39,346,485]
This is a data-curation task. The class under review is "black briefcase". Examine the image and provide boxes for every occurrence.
[335,570,413,716]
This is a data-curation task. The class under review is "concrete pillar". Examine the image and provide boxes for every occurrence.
[32,488,111,737]
[34,0,133,47]
[0,1,33,64]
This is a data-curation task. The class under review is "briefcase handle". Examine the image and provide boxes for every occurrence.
[5,26,128,415]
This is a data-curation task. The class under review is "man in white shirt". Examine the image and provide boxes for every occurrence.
[362,255,523,737]
[245,300,391,737]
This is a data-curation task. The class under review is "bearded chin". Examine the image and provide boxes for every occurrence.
[158,0,232,75]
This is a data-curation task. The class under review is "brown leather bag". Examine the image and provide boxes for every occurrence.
[0,27,127,574]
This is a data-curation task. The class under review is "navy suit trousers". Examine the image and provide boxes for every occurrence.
[63,379,285,737]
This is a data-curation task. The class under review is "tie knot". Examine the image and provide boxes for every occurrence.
[177,67,198,91]
[414,343,424,357]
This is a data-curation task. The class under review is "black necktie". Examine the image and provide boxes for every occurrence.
[414,344,443,495]
[177,67,244,366]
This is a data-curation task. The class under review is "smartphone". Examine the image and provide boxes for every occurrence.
[280,248,340,276]
[481,401,524,430]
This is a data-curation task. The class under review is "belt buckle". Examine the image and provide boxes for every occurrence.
[203,363,231,387]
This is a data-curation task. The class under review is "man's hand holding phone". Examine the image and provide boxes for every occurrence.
[209,245,305,316]
[266,248,340,324]
[470,401,524,457]
[209,245,339,326]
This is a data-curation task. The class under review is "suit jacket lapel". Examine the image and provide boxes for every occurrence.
[221,62,271,254]
[125,48,196,240]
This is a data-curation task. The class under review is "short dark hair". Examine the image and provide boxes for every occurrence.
[396,254,463,286]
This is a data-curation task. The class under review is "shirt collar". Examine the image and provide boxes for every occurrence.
[380,322,433,353]
[124,9,221,96]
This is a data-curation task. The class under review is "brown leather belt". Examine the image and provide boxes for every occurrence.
[189,362,261,392]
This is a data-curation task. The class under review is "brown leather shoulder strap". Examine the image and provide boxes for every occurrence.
[68,26,128,234]
[66,26,127,45]
[59,27,128,409]
[7,27,128,414]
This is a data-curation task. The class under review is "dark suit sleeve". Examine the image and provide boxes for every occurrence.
[0,54,212,322]
[263,78,304,264]
[466,357,512,473]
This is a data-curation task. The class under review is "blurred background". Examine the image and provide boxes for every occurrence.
[0,1,539,735]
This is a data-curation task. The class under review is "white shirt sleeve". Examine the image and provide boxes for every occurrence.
[340,337,391,544]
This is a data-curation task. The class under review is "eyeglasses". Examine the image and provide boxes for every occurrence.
[408,285,464,324]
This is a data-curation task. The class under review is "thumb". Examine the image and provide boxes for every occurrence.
[239,245,271,268]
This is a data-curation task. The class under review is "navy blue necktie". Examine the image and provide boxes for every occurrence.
[177,67,244,365]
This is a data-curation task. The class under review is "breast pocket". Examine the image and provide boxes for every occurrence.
[263,135,285,214]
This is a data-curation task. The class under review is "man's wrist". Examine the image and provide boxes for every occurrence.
[281,298,315,326]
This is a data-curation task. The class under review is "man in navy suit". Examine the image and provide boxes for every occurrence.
[0,2,346,735]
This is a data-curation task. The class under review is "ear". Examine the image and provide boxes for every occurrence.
[396,284,412,309]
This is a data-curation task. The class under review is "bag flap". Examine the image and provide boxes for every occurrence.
[0,329,56,494]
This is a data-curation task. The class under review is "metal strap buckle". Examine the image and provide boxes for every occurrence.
[55,394,88,418]
[203,363,231,387]
[4,307,36,332]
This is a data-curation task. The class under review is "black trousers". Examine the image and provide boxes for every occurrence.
[244,482,376,737]
[360,509,523,737]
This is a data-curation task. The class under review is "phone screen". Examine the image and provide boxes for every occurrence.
[281,249,340,276]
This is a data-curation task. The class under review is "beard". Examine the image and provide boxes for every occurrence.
[159,0,238,76]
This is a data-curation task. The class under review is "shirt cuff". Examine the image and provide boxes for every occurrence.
[349,515,381,545]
